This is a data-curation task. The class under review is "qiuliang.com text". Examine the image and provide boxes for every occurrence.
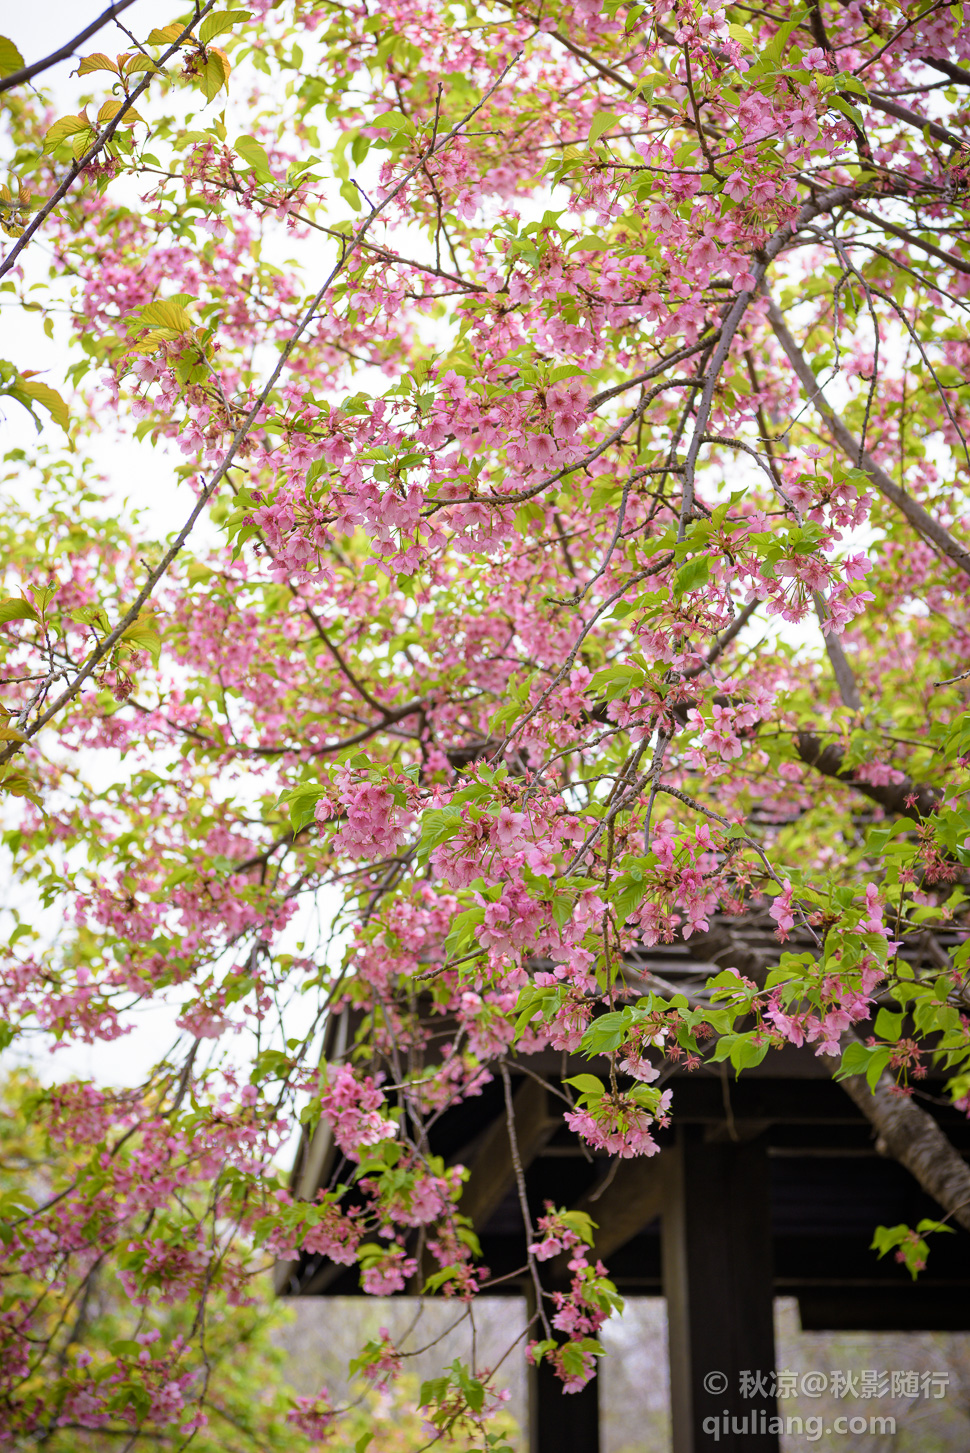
[703,1410,897,1442]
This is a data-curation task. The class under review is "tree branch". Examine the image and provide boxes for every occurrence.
[1,62,523,762]
[764,293,970,580]
[0,0,139,94]
[794,731,940,821]
[680,184,860,536]
[849,203,970,276]
[840,1064,970,1234]
[864,90,966,149]
[0,4,218,280]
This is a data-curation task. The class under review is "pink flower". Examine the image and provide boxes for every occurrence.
[287,1392,335,1438]
[769,880,796,940]
[361,1247,417,1295]
[724,173,749,202]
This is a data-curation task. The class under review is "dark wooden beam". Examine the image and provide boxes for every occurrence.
[799,1289,970,1332]
[663,1128,779,1453]
[459,1074,560,1232]
[550,1154,664,1280]
[528,1352,600,1453]
[524,1280,600,1453]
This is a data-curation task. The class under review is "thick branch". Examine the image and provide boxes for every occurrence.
[840,1067,970,1233]
[813,596,863,712]
[0,0,139,94]
[588,331,721,408]
[864,90,966,148]
[849,203,970,276]
[926,56,970,87]
[794,731,940,820]
[765,295,970,580]
[680,184,860,531]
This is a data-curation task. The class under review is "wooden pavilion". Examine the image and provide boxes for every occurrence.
[275,919,970,1453]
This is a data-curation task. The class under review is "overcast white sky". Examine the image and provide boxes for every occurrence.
[12,1,188,107]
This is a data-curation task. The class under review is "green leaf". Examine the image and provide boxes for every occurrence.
[376,111,411,132]
[673,556,710,597]
[489,696,525,734]
[560,1209,597,1245]
[277,783,327,833]
[611,870,649,922]
[444,904,485,957]
[11,377,70,433]
[579,1010,630,1056]
[730,1036,769,1073]
[763,13,803,63]
[829,93,865,129]
[873,1008,904,1042]
[726,23,754,48]
[148,25,184,44]
[76,53,119,77]
[870,1222,941,1281]
[588,111,620,146]
[561,1340,592,1375]
[0,35,25,77]
[549,890,575,929]
[137,300,194,334]
[340,178,363,212]
[864,1047,892,1090]
[0,769,42,807]
[97,97,142,128]
[422,1264,461,1293]
[564,1073,605,1098]
[43,115,89,152]
[836,1039,892,1091]
[124,54,159,76]
[199,47,231,101]
[838,73,870,99]
[589,662,645,701]
[199,9,252,44]
[121,617,162,668]
[512,983,557,1042]
[418,1377,446,1407]
[417,805,464,863]
[0,597,39,625]
[109,1338,145,1357]
[234,133,274,184]
[866,819,910,856]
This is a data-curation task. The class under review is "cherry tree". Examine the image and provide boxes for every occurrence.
[1,0,969,1443]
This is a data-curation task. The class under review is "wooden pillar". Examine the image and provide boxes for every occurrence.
[525,1283,600,1453]
[527,1348,601,1453]
[662,1127,779,1453]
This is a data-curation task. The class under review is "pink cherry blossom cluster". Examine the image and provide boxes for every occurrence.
[318,1065,397,1160]
[565,1089,673,1160]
